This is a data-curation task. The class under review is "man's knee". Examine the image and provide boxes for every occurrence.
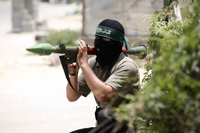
[95,108,115,124]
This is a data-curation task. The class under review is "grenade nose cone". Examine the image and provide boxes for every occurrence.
[26,45,44,55]
[26,43,56,55]
[26,47,36,52]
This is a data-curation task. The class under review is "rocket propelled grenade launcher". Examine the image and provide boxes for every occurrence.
[26,43,147,58]
[26,43,146,74]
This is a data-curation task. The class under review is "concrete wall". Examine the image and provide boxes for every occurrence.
[82,0,163,45]
[12,0,39,33]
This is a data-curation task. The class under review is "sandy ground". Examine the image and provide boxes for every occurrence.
[0,1,145,133]
[0,1,96,133]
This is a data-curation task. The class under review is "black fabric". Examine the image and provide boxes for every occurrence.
[91,107,128,133]
[94,19,125,67]
[95,107,115,124]
[98,19,125,35]
[94,38,122,67]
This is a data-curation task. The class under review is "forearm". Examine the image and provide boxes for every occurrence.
[81,64,116,102]
[66,75,81,101]
[76,39,116,102]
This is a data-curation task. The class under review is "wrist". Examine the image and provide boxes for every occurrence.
[70,73,78,78]
[69,76,78,85]
[80,63,89,69]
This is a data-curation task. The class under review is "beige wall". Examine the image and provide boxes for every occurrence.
[82,0,163,45]
[12,0,38,33]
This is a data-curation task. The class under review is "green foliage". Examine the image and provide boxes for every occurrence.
[39,29,81,46]
[115,1,200,132]
[148,3,183,58]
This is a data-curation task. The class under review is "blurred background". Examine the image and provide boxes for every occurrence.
[0,0,163,132]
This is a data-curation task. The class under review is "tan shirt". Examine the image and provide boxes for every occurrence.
[78,55,140,108]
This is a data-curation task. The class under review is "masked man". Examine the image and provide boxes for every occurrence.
[67,19,140,132]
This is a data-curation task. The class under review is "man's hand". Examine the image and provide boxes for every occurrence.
[66,62,81,101]
[67,62,79,76]
[66,40,88,102]
[77,40,89,68]
[67,39,87,76]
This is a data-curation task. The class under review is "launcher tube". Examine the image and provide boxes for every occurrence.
[26,43,146,58]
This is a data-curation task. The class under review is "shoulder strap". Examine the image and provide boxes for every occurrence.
[59,55,79,94]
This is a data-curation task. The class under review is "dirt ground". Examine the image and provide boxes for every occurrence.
[0,1,145,133]
[0,1,97,133]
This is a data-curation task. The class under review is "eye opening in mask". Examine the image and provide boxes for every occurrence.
[95,36,110,42]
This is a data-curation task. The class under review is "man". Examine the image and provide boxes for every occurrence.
[67,19,140,132]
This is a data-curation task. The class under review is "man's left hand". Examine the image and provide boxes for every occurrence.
[77,40,88,68]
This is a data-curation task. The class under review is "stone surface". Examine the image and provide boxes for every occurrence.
[83,0,163,44]
[12,0,38,33]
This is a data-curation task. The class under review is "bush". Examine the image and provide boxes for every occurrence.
[115,1,200,132]
[39,29,81,46]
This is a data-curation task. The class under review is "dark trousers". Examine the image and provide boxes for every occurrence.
[70,107,127,133]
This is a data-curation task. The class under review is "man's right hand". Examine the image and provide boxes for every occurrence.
[67,62,79,76]
[67,62,81,101]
